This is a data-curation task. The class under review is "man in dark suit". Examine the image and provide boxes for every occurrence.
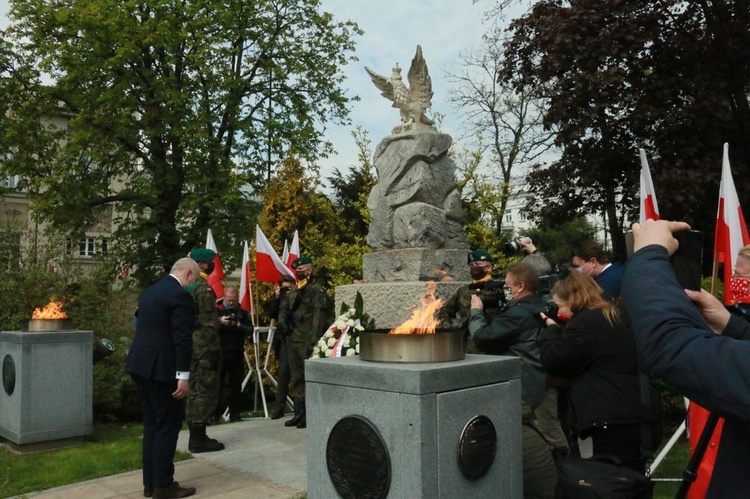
[126,257,200,499]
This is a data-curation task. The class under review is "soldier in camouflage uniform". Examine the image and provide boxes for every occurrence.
[277,256,330,429]
[185,248,225,453]
[436,250,502,353]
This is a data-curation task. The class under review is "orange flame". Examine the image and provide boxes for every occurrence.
[389,281,443,334]
[32,300,69,319]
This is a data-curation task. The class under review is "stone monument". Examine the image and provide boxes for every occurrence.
[336,45,469,327]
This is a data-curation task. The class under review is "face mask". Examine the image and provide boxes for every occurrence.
[503,287,514,303]
[185,281,198,293]
[205,262,215,275]
[557,310,572,322]
[296,271,308,281]
[730,276,750,301]
[223,299,236,310]
[470,268,488,280]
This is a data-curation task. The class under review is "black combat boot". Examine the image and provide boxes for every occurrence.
[295,401,306,429]
[188,423,225,453]
[284,400,302,427]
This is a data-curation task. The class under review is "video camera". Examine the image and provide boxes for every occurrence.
[469,277,507,310]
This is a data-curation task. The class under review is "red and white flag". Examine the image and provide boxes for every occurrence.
[286,230,300,269]
[281,240,289,268]
[639,149,660,224]
[714,142,750,305]
[205,229,225,299]
[239,240,253,314]
[255,225,295,283]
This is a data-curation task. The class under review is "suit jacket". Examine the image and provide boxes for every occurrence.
[126,275,195,383]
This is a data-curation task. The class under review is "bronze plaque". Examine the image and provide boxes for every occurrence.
[326,415,391,498]
[2,354,15,396]
[457,415,497,481]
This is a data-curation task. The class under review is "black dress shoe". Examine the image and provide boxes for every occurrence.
[152,481,196,499]
[144,485,153,497]
[270,407,284,419]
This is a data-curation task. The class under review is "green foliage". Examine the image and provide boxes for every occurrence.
[533,218,598,267]
[93,343,142,423]
[0,0,362,283]
[502,1,750,257]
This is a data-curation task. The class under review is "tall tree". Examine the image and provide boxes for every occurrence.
[502,0,750,259]
[446,28,554,233]
[0,0,361,283]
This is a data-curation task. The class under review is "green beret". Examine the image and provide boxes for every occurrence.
[189,248,216,263]
[291,256,313,269]
[468,249,493,264]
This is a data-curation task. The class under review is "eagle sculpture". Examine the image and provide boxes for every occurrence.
[365,45,434,127]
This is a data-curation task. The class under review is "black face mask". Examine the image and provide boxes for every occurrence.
[296,271,308,281]
[205,262,215,275]
[470,268,489,280]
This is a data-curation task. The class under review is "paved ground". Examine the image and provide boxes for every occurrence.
[17,416,308,498]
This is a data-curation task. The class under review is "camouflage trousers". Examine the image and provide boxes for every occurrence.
[185,354,221,424]
[288,340,309,401]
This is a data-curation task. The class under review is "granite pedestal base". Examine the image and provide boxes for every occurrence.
[0,329,93,445]
[306,354,522,498]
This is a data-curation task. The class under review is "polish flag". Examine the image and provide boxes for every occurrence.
[687,402,724,499]
[205,229,225,299]
[286,230,300,269]
[239,240,253,314]
[281,240,290,268]
[639,149,660,224]
[714,143,750,305]
[255,225,295,283]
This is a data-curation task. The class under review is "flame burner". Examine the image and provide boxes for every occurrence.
[26,319,73,332]
[359,329,465,363]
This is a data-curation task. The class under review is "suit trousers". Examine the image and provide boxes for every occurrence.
[132,375,184,489]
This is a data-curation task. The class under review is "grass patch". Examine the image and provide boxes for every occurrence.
[652,437,690,498]
[0,423,191,498]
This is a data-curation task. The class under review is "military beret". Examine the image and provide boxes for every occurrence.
[291,256,313,269]
[468,249,493,264]
[189,248,216,263]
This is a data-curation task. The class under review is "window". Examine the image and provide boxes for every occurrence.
[0,175,21,189]
[505,212,513,222]
[70,236,108,258]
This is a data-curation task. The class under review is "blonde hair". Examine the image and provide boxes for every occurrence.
[738,245,750,261]
[552,269,619,325]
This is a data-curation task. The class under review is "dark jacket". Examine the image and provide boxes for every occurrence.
[622,244,750,498]
[217,306,253,352]
[278,279,330,349]
[539,308,661,437]
[468,294,547,409]
[125,275,195,383]
[596,262,623,299]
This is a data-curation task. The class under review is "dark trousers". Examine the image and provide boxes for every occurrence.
[274,339,291,410]
[132,375,184,489]
[589,424,647,473]
[215,350,245,417]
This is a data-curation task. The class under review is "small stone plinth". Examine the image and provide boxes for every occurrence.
[306,354,522,499]
[0,329,93,445]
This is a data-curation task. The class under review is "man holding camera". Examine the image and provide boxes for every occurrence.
[437,250,502,352]
[212,286,253,424]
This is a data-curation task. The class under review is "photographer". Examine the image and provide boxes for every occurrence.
[623,219,750,497]
[436,250,503,352]
[212,286,253,424]
[506,233,553,275]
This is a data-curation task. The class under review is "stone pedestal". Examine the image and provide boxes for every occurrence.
[306,354,522,499]
[0,329,93,446]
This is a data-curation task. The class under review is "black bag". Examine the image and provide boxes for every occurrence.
[555,454,653,499]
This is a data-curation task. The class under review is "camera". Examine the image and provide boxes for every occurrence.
[225,312,239,326]
[469,277,506,310]
[503,233,539,254]
[279,286,290,296]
